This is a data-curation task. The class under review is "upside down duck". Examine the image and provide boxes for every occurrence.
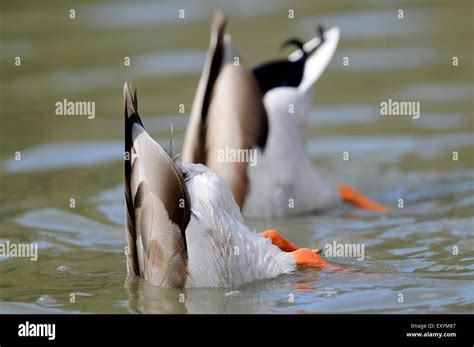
[124,83,333,288]
[182,10,389,218]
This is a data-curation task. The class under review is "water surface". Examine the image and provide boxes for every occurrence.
[1,0,473,313]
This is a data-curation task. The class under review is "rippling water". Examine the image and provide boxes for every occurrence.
[1,0,473,313]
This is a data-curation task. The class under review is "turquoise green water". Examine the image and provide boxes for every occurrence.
[0,0,473,313]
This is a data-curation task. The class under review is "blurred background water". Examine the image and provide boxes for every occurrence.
[0,0,473,313]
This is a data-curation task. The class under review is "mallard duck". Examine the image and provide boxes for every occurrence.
[182,10,389,218]
[123,82,331,288]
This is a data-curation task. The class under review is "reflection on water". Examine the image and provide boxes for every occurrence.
[17,208,123,251]
[395,82,473,102]
[82,0,287,28]
[133,50,207,76]
[5,111,469,173]
[298,9,435,39]
[1,0,473,314]
[49,51,207,92]
[308,133,474,161]
[334,47,437,71]
[4,141,122,173]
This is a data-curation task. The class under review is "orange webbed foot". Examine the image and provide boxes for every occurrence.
[262,229,336,269]
[261,229,300,252]
[291,248,332,268]
[339,184,390,213]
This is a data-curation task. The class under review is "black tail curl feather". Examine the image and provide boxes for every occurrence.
[252,24,328,96]
[280,38,307,57]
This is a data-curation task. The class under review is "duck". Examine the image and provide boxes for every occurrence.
[123,82,332,288]
[182,10,389,218]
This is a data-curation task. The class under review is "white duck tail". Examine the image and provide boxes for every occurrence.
[243,26,341,218]
[290,26,340,94]
[124,81,295,288]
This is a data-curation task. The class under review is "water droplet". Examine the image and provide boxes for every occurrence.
[56,265,70,272]
[224,291,241,297]
[36,294,56,305]
[320,291,338,298]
